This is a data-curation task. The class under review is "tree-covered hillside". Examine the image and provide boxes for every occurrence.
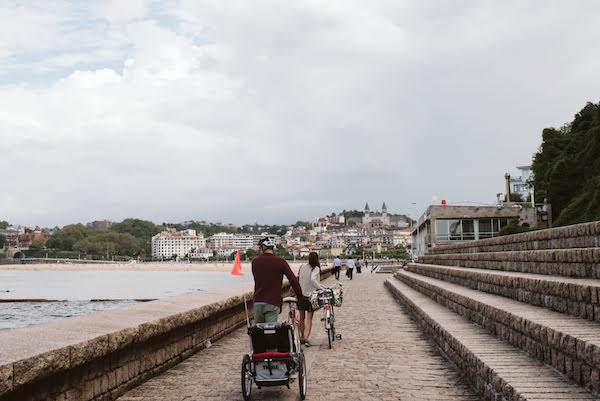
[532,101,600,226]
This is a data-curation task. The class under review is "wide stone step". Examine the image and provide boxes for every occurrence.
[408,263,600,322]
[395,270,600,394]
[419,248,600,278]
[431,221,600,255]
[385,278,600,401]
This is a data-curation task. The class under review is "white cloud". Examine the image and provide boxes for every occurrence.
[2,1,600,226]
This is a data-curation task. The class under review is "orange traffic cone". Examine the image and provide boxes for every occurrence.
[231,250,243,276]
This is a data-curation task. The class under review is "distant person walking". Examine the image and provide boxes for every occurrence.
[371,258,376,273]
[356,258,362,273]
[333,256,342,280]
[346,257,355,280]
[297,252,325,347]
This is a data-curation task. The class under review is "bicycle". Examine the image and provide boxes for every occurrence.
[317,286,343,349]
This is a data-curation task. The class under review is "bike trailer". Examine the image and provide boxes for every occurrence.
[248,323,295,385]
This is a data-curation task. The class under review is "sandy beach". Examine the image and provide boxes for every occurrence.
[0,261,305,273]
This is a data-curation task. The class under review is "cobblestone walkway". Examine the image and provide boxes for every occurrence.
[118,273,480,401]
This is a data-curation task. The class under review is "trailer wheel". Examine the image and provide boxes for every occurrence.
[241,354,252,400]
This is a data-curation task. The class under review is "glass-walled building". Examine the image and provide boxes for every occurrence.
[411,204,551,256]
[434,217,510,242]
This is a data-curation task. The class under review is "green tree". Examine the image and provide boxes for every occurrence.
[72,231,143,257]
[531,101,600,226]
[111,219,163,240]
[498,219,534,236]
[0,221,8,229]
[293,221,311,230]
[30,237,46,250]
[46,224,89,251]
[275,247,292,259]
[341,210,364,219]
[0,234,5,248]
[244,248,261,259]
[509,193,524,202]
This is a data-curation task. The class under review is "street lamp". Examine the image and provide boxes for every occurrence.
[412,202,419,259]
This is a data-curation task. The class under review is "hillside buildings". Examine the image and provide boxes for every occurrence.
[362,202,409,229]
[151,229,206,258]
[151,230,264,259]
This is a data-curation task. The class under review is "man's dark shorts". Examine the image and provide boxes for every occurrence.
[297,296,313,312]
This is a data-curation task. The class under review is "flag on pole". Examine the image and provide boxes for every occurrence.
[231,250,243,276]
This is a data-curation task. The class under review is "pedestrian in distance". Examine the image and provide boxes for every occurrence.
[356,258,362,274]
[333,256,342,280]
[297,252,325,347]
[371,258,376,273]
[251,237,305,323]
[346,257,355,280]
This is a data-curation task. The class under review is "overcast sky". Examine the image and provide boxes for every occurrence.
[2,1,600,227]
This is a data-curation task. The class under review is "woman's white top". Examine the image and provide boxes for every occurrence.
[298,263,324,297]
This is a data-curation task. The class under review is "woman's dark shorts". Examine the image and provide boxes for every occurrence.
[297,297,313,312]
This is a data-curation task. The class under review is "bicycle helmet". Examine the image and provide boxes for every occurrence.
[258,236,276,248]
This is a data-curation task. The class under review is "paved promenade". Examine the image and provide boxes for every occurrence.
[118,272,480,401]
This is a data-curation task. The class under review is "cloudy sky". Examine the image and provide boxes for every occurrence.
[2,1,600,227]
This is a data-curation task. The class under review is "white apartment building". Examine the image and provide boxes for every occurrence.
[341,228,367,247]
[151,229,206,258]
[209,233,235,249]
[233,234,258,250]
[189,248,213,259]
[209,233,260,251]
[217,247,237,257]
[392,229,412,247]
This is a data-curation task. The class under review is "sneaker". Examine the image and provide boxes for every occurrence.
[300,339,306,344]
[304,340,311,347]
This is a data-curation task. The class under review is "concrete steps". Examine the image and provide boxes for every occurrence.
[385,278,600,401]
[408,263,600,322]
[393,269,600,394]
[431,221,600,255]
[419,248,600,278]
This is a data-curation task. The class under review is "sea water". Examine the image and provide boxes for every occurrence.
[0,270,253,330]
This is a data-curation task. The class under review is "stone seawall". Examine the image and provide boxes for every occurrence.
[431,221,600,254]
[0,267,332,401]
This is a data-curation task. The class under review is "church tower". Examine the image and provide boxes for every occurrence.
[382,202,389,225]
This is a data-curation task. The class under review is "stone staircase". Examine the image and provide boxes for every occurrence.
[386,221,600,401]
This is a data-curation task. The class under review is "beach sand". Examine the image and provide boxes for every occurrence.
[0,261,304,273]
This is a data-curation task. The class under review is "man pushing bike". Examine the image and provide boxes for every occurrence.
[252,236,305,323]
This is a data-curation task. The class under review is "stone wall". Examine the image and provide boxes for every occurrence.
[431,221,600,254]
[408,263,600,322]
[420,248,600,278]
[395,271,600,393]
[0,267,331,401]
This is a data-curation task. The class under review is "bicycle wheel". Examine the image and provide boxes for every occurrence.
[298,353,307,400]
[327,326,333,349]
[241,354,252,401]
[331,309,336,341]
[331,320,336,342]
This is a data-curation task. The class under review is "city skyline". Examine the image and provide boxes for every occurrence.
[2,2,600,227]
[2,200,407,229]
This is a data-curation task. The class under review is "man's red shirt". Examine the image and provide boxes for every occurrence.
[252,253,303,307]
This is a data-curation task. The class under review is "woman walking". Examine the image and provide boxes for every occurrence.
[297,252,325,347]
